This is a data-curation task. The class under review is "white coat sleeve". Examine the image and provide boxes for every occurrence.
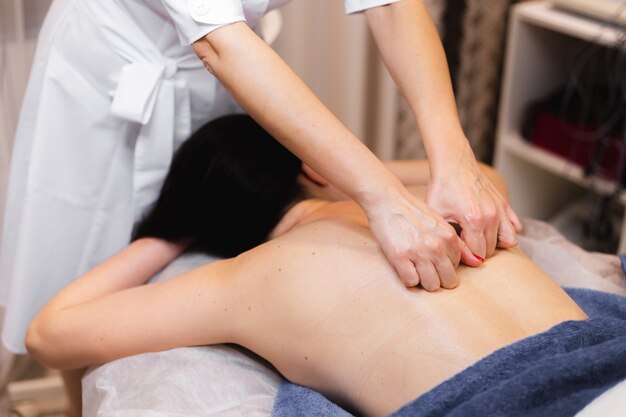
[344,0,403,14]
[160,0,246,45]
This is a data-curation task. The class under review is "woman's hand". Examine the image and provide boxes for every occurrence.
[426,152,523,261]
[365,189,480,291]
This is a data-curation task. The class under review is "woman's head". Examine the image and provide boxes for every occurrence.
[133,114,304,257]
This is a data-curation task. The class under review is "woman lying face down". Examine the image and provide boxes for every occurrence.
[27,116,621,417]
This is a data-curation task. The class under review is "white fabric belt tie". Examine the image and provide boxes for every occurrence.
[111,59,192,221]
[77,0,203,221]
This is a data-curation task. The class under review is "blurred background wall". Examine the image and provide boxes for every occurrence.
[272,0,402,160]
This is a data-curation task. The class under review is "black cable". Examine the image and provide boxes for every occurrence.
[555,6,626,251]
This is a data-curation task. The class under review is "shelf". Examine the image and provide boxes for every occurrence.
[516,1,625,48]
[503,133,626,205]
[496,2,626,252]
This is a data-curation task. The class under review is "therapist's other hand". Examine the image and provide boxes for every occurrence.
[426,153,523,261]
[366,190,480,291]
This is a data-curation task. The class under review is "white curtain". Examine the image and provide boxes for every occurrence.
[0,0,51,382]
[0,0,52,243]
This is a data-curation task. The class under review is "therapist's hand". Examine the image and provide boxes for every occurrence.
[365,189,480,291]
[426,153,523,261]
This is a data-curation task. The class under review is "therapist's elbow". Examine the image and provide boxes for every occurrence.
[26,314,72,370]
[192,22,249,75]
[192,37,220,75]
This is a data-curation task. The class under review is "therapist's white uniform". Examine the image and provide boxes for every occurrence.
[0,0,400,354]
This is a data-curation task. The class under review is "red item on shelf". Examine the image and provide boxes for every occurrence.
[528,111,624,181]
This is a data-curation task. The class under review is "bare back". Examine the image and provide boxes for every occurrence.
[27,198,587,417]
[223,201,587,417]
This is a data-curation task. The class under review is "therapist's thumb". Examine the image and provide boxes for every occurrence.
[459,238,482,267]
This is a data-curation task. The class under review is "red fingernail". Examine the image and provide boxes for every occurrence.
[473,254,484,262]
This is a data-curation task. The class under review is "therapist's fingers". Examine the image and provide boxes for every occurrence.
[395,258,420,287]
[497,212,519,249]
[415,261,441,292]
[507,204,524,233]
[484,216,499,259]
[433,257,458,289]
[459,237,482,267]
[460,215,487,260]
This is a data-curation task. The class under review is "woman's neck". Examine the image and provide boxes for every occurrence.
[269,199,330,239]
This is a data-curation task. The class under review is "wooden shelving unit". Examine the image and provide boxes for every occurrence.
[494,0,626,252]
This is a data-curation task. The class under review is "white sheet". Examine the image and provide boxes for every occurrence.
[83,220,626,417]
[518,219,626,297]
[83,345,281,417]
[84,251,283,417]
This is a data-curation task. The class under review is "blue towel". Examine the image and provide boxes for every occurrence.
[566,287,626,320]
[273,384,354,417]
[272,288,626,417]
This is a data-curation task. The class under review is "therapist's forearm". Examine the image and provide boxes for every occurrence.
[194,23,405,208]
[365,0,471,171]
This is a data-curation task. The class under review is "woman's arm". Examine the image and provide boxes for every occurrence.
[192,23,478,290]
[25,239,236,370]
[365,0,522,259]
